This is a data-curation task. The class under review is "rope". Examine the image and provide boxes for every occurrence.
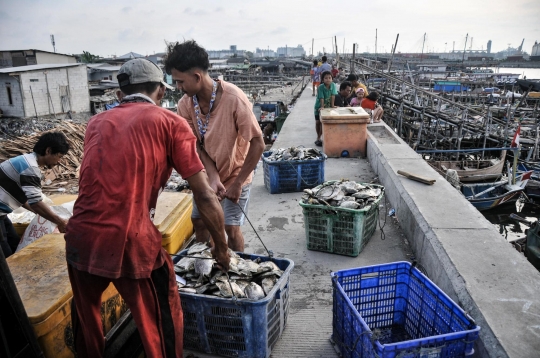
[236,202,273,258]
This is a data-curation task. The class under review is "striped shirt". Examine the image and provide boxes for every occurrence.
[0,153,43,215]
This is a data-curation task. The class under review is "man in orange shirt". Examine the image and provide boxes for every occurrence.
[165,40,265,252]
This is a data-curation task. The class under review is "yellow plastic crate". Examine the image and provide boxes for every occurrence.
[154,192,194,254]
[7,234,127,358]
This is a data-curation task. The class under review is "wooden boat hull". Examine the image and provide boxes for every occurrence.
[464,189,523,211]
[429,151,506,183]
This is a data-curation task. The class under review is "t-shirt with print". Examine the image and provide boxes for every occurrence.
[178,80,263,189]
[314,82,338,115]
[0,153,42,215]
[65,102,204,279]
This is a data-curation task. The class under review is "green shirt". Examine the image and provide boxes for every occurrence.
[314,82,338,116]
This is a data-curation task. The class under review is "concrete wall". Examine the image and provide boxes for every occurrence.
[15,65,90,117]
[0,74,25,117]
[88,70,118,82]
[366,123,540,357]
[35,52,77,65]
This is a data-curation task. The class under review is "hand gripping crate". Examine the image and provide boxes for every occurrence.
[174,251,294,358]
[263,151,326,194]
[331,262,480,358]
[299,183,384,257]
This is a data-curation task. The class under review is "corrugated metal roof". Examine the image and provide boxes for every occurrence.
[0,63,84,74]
[0,49,76,58]
[90,66,122,71]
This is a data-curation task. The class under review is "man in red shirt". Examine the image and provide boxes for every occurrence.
[65,59,230,358]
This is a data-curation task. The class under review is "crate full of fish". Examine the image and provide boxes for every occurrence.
[173,243,294,358]
[331,262,480,358]
[263,147,326,194]
[299,180,384,257]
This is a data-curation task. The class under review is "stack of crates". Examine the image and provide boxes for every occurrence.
[7,234,127,358]
[174,251,294,358]
[331,261,480,358]
[299,182,384,256]
[153,192,194,254]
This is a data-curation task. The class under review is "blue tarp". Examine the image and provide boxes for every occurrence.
[105,102,120,110]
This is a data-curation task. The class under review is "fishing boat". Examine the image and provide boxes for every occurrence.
[461,171,532,211]
[428,150,506,182]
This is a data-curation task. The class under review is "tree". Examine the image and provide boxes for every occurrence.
[80,51,100,63]
[245,51,254,58]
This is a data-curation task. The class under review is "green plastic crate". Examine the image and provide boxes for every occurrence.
[299,183,384,257]
[275,113,289,134]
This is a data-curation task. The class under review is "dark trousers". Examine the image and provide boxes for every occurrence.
[67,255,183,358]
[0,216,19,258]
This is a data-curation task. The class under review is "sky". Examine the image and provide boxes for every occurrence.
[1,0,539,58]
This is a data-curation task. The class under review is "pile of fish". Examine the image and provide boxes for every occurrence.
[301,180,383,210]
[264,147,325,162]
[174,243,283,300]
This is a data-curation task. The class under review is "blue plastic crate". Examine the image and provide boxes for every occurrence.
[331,262,480,358]
[173,251,294,358]
[262,151,326,194]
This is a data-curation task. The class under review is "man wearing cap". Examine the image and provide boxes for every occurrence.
[65,58,230,357]
[165,40,265,253]
[345,74,369,101]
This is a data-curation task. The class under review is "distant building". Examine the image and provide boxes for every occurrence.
[0,49,76,69]
[487,40,492,54]
[86,63,122,82]
[255,48,276,57]
[276,45,306,58]
[0,63,90,118]
[532,41,540,61]
[207,46,247,59]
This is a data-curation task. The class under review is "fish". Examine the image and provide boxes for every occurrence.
[174,256,195,273]
[188,242,209,255]
[194,250,214,284]
[179,287,197,294]
[265,147,324,162]
[244,282,265,300]
[261,276,278,295]
[340,201,360,209]
[303,180,383,208]
[216,281,246,298]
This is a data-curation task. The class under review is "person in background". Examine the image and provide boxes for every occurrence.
[334,81,352,107]
[361,91,384,123]
[165,40,265,253]
[313,71,338,146]
[331,65,339,80]
[319,55,332,73]
[311,60,320,96]
[349,87,365,107]
[345,74,369,102]
[0,132,70,258]
[65,58,230,357]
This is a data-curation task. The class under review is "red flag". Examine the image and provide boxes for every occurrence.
[511,125,520,148]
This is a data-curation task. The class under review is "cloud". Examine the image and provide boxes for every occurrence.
[215,7,224,12]
[270,27,288,35]
[184,8,208,16]
[121,7,132,13]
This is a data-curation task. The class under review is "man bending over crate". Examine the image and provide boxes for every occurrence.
[165,40,265,252]
[65,59,230,358]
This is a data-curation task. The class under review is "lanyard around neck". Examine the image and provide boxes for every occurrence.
[193,80,218,143]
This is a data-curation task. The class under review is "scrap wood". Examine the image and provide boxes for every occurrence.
[0,122,86,185]
[397,170,436,185]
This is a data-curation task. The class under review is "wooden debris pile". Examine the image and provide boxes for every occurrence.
[0,122,86,188]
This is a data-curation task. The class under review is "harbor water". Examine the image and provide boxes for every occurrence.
[482,199,539,244]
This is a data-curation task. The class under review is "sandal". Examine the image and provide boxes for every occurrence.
[314,140,322,147]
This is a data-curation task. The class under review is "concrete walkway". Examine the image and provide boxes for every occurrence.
[186,87,410,357]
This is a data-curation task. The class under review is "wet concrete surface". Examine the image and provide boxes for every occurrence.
[184,87,411,358]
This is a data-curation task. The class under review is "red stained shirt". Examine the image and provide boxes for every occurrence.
[65,102,204,279]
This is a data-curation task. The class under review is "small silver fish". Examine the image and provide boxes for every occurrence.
[244,282,265,300]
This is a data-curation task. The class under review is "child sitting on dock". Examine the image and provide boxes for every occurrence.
[313,71,338,146]
[349,87,365,107]
[361,91,384,123]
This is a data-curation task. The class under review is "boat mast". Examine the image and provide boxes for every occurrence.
[462,33,468,65]
[420,33,426,63]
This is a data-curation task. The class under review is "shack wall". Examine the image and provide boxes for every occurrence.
[0,74,25,117]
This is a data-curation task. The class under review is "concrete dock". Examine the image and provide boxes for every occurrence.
[186,85,540,358]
